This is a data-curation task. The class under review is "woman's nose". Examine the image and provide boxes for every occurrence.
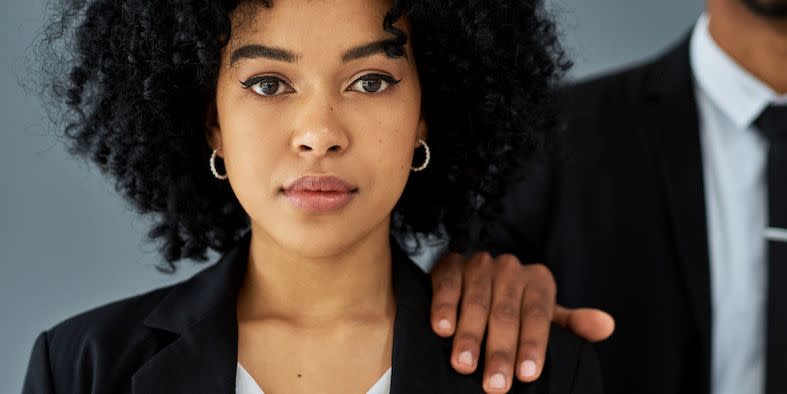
[290,101,350,158]
[292,127,348,156]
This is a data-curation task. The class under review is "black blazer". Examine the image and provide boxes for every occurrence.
[22,233,602,394]
[479,37,717,394]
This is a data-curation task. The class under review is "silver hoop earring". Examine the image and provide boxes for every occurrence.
[411,139,430,172]
[210,149,228,180]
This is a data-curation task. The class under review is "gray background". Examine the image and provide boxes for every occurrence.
[0,1,703,392]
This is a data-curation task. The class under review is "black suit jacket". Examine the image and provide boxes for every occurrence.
[22,233,602,394]
[479,37,717,394]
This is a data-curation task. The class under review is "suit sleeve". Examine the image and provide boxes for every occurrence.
[21,331,56,394]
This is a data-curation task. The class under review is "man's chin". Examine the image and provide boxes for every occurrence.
[741,0,787,18]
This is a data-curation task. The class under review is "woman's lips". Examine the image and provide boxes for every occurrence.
[281,176,358,213]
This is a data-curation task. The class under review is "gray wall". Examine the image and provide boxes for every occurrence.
[0,1,703,392]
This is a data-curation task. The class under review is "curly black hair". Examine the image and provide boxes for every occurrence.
[38,0,569,272]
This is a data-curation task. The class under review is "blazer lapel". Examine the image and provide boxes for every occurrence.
[132,233,251,394]
[387,247,540,394]
[640,36,712,388]
[389,246,444,393]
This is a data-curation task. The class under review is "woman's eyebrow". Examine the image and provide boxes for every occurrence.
[342,39,407,62]
[230,44,298,65]
[229,39,405,65]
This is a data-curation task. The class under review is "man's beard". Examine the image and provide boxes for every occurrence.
[741,0,787,18]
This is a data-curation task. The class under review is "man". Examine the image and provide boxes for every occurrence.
[428,0,787,393]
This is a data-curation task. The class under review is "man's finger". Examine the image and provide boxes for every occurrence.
[482,255,525,393]
[430,252,464,337]
[553,305,615,342]
[451,252,494,375]
[515,264,556,383]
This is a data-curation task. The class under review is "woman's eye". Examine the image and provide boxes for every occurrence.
[349,74,400,93]
[241,76,292,97]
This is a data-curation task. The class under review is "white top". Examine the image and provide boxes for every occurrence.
[690,13,787,394]
[235,363,392,394]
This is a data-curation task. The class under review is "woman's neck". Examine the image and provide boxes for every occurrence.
[237,222,395,327]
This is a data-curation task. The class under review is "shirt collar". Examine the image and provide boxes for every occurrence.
[690,13,786,129]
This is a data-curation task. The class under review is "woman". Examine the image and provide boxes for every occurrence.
[22,0,601,393]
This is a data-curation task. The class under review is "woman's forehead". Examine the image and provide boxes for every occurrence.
[228,0,405,43]
[224,0,412,66]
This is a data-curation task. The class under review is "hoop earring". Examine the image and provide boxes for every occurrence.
[411,139,430,172]
[210,149,228,180]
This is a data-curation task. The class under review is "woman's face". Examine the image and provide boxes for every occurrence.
[209,0,426,258]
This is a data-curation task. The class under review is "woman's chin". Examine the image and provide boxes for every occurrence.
[250,211,392,259]
[291,242,360,260]
[269,230,367,260]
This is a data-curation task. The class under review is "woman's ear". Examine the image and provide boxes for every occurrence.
[416,116,429,144]
[205,100,223,154]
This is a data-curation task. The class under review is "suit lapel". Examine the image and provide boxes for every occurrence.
[132,233,250,394]
[388,247,539,393]
[131,305,239,393]
[389,246,444,393]
[640,36,712,388]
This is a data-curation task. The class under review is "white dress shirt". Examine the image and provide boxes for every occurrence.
[691,13,787,394]
[235,363,392,394]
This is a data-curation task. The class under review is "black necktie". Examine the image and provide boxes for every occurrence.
[756,104,787,394]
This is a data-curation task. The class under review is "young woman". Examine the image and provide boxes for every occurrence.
[22,0,602,393]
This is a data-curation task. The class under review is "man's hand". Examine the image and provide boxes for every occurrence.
[430,252,615,393]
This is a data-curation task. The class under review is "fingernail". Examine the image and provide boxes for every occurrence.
[437,319,451,331]
[488,373,506,389]
[458,351,474,366]
[520,360,537,378]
